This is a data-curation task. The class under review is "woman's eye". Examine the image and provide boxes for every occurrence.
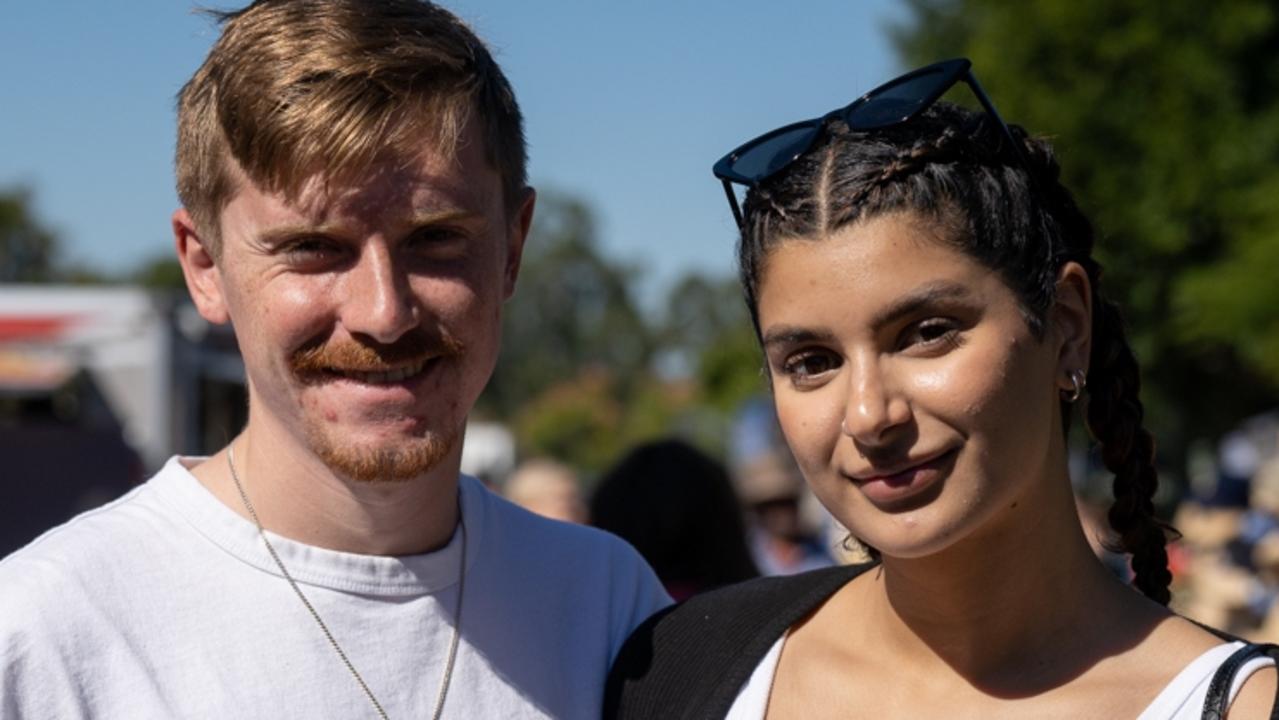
[901,318,962,351]
[780,350,841,384]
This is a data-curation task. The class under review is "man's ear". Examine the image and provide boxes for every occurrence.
[1051,261,1092,389]
[502,187,536,300]
[173,208,230,325]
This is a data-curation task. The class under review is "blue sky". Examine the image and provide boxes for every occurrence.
[1,1,905,305]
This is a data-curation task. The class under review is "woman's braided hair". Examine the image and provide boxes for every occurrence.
[738,102,1175,604]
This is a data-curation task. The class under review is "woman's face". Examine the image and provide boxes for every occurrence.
[756,210,1070,558]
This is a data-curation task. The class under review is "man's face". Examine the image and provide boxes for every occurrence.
[186,121,531,482]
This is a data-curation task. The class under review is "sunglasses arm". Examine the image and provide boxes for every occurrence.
[964,72,1034,178]
[722,179,745,229]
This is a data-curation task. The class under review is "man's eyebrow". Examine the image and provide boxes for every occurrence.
[405,209,484,227]
[256,224,341,246]
[870,280,974,330]
[255,210,482,246]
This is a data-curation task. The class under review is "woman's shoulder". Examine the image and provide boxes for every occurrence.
[1123,615,1278,719]
[1157,617,1278,719]
[603,563,876,719]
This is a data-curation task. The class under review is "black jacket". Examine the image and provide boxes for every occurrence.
[603,563,878,719]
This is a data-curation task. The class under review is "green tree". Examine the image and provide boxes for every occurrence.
[129,256,188,290]
[480,192,653,420]
[893,0,1279,463]
[659,273,759,404]
[656,272,765,454]
[0,188,59,283]
[478,192,677,472]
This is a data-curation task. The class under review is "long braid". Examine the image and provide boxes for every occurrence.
[1086,292,1175,604]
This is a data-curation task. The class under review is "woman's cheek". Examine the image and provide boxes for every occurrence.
[775,387,842,477]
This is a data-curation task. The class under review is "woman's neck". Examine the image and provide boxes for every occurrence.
[858,487,1167,695]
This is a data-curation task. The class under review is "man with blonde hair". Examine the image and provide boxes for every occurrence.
[0,2,667,717]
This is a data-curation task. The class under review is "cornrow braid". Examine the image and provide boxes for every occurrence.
[1087,295,1176,604]
[832,124,990,227]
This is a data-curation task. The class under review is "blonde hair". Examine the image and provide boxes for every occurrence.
[175,0,527,257]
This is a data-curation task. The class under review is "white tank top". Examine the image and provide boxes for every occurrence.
[727,638,1272,719]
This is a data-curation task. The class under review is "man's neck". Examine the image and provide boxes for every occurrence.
[190,422,461,556]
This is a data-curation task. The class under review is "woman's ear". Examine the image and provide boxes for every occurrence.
[172,208,230,325]
[1052,261,1092,388]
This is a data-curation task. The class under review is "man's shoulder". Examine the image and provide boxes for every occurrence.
[475,476,646,565]
[2,481,152,567]
[0,471,171,625]
[468,476,669,616]
[0,492,143,666]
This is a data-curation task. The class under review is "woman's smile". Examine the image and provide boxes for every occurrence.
[844,446,959,511]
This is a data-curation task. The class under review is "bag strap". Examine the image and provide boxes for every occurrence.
[1201,642,1279,720]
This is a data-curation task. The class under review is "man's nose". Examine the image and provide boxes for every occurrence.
[340,241,417,343]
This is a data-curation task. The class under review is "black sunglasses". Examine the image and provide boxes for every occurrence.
[712,58,1029,227]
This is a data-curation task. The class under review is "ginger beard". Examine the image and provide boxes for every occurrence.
[288,329,466,483]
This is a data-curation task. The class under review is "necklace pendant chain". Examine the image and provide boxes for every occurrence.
[227,444,465,720]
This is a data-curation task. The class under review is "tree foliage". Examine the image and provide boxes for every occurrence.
[893,0,1279,450]
[0,188,59,283]
[659,272,763,414]
[480,193,653,419]
[480,193,765,474]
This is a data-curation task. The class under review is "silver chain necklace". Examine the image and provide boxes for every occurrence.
[227,444,466,720]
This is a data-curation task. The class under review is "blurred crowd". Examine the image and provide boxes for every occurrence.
[1169,413,1279,640]
[497,406,1279,638]
[492,398,845,602]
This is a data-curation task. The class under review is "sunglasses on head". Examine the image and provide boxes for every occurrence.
[712,57,1029,228]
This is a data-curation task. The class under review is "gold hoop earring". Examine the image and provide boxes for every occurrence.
[1065,369,1087,403]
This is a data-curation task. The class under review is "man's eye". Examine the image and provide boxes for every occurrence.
[409,226,468,247]
[283,238,341,261]
[404,226,470,261]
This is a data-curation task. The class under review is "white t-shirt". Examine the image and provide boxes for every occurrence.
[0,457,670,719]
[728,636,1273,719]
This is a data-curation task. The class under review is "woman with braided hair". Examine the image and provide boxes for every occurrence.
[605,60,1278,719]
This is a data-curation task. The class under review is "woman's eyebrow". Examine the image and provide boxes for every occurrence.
[760,326,836,350]
[760,281,974,349]
[870,281,973,330]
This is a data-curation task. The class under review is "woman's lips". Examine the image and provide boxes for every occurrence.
[847,447,958,508]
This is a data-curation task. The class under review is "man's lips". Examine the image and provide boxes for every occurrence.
[306,356,436,385]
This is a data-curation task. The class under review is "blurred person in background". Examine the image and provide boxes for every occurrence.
[607,60,1278,718]
[592,438,759,601]
[504,457,587,524]
[0,2,667,717]
[735,450,834,576]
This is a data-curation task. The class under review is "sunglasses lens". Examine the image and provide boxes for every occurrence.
[848,68,949,129]
[729,125,818,182]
